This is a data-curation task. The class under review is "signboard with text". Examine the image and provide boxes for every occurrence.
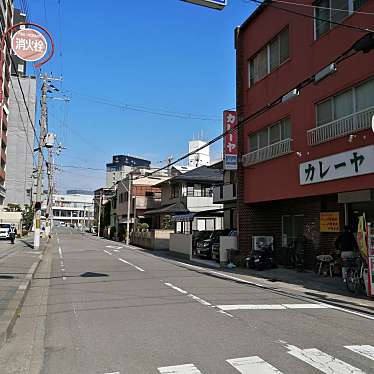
[182,0,227,10]
[223,110,237,170]
[320,212,340,233]
[11,28,47,62]
[300,145,374,185]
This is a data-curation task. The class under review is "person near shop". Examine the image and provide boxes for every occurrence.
[335,225,359,281]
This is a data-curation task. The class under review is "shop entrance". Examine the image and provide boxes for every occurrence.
[282,214,304,247]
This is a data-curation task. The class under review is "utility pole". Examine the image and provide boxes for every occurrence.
[45,144,53,238]
[126,173,132,245]
[97,192,102,237]
[33,73,48,250]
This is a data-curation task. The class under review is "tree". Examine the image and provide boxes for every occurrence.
[22,205,34,231]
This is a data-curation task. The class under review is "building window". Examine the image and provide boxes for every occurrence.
[314,0,368,39]
[249,27,289,86]
[316,77,374,126]
[248,118,291,151]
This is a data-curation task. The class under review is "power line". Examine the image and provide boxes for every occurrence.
[244,0,374,33]
[130,32,373,183]
[271,0,374,17]
[68,91,221,122]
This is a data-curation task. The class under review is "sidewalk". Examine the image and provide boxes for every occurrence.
[0,234,46,348]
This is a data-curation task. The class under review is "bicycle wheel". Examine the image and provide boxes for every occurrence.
[346,268,357,293]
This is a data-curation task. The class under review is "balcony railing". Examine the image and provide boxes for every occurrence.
[242,138,292,167]
[307,106,374,146]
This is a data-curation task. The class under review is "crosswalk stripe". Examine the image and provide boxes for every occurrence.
[287,345,366,373]
[345,345,374,362]
[158,363,203,373]
[226,356,284,373]
[217,304,329,311]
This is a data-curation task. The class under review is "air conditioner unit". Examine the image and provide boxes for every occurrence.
[252,236,274,251]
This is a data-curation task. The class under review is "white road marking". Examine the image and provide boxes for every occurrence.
[113,249,119,252]
[106,245,122,250]
[286,344,366,373]
[170,260,374,321]
[104,372,120,374]
[226,356,284,373]
[62,276,66,280]
[103,250,112,255]
[164,282,188,294]
[217,304,329,311]
[163,282,234,317]
[58,246,62,258]
[158,363,202,373]
[118,258,145,272]
[345,345,374,362]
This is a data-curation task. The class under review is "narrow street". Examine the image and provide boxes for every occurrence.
[1,227,373,374]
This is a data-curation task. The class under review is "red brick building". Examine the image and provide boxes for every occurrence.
[236,0,374,267]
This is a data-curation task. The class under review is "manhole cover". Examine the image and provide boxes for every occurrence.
[80,272,108,278]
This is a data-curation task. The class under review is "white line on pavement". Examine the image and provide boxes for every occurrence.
[164,282,188,294]
[158,363,203,373]
[104,372,120,374]
[103,250,112,255]
[226,356,284,374]
[169,260,374,321]
[118,258,145,272]
[217,303,330,311]
[164,282,234,317]
[345,345,374,362]
[286,344,366,374]
[58,246,62,259]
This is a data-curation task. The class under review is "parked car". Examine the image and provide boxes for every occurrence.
[0,223,11,239]
[196,229,232,259]
[211,230,237,262]
[192,231,212,254]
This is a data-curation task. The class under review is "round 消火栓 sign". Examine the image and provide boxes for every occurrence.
[11,28,47,62]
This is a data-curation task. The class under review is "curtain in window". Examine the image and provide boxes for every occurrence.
[279,28,289,63]
[259,128,268,148]
[249,134,258,151]
[317,99,333,126]
[315,0,330,38]
[356,79,374,111]
[334,90,353,120]
[269,123,281,144]
[331,0,349,24]
[281,118,291,139]
[270,37,280,72]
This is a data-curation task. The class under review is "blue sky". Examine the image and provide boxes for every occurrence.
[23,0,257,192]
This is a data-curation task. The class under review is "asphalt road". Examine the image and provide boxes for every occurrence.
[4,227,374,373]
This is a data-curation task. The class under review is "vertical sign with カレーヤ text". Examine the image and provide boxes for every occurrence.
[223,110,237,170]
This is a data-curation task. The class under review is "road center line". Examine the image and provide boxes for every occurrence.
[118,258,145,272]
[103,250,112,256]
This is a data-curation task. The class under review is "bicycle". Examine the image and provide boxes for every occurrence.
[345,256,366,294]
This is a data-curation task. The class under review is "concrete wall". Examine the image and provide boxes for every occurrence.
[131,229,173,250]
[169,233,192,260]
[219,236,237,264]
[5,76,36,206]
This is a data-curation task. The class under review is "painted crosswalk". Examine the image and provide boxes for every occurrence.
[156,344,374,374]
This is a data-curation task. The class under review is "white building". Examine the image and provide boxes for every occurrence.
[50,194,94,227]
[188,140,210,167]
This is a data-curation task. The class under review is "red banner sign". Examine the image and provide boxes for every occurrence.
[11,28,47,62]
[223,110,237,170]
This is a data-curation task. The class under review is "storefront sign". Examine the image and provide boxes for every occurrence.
[11,28,48,62]
[181,0,227,10]
[299,145,374,185]
[320,212,340,232]
[223,110,237,170]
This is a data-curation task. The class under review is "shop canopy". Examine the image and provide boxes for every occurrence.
[171,208,226,222]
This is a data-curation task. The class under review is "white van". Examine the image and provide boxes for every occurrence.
[0,223,11,239]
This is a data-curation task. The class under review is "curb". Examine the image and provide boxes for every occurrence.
[0,241,48,349]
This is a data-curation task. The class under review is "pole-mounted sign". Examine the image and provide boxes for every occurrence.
[11,28,48,62]
[182,0,227,10]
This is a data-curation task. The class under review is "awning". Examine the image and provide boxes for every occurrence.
[171,213,195,222]
[144,202,188,216]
